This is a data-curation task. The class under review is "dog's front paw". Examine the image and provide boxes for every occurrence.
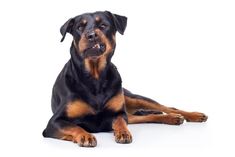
[185,112,208,122]
[114,130,132,144]
[74,132,97,147]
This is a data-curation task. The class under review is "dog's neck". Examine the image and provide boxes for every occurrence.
[70,44,111,80]
[83,57,107,79]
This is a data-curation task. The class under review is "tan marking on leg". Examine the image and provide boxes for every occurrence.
[66,100,95,118]
[128,113,184,125]
[180,112,208,122]
[112,116,132,144]
[57,127,97,147]
[125,96,208,122]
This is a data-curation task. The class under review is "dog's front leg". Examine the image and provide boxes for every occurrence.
[43,118,97,147]
[112,116,132,144]
[43,100,97,147]
[105,90,132,144]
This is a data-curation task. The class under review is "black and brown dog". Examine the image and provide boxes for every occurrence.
[43,11,208,147]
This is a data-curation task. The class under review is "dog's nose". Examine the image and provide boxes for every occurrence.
[86,31,98,41]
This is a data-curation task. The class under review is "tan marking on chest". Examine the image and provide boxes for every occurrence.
[105,92,125,112]
[84,58,104,79]
[66,100,95,118]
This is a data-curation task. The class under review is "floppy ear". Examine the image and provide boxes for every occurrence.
[105,11,127,35]
[60,18,75,42]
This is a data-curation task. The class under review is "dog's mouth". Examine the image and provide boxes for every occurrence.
[84,43,106,59]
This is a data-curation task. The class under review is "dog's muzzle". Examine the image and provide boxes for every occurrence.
[83,42,106,59]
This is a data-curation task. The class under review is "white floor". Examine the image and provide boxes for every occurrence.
[39,112,234,156]
[2,107,232,157]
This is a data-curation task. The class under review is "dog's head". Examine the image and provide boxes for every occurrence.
[60,11,127,60]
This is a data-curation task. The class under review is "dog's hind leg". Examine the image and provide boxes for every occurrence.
[123,88,208,123]
[128,113,184,125]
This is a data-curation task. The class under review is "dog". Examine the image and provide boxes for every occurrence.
[42,11,208,147]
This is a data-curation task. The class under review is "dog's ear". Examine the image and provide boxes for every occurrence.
[105,11,127,35]
[60,18,75,42]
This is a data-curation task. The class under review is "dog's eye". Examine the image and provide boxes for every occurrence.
[99,24,107,29]
[78,26,84,31]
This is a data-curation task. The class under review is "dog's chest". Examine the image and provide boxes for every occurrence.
[91,93,106,111]
[80,79,115,111]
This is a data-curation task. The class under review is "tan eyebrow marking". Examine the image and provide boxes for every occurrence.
[95,16,101,22]
[82,19,87,24]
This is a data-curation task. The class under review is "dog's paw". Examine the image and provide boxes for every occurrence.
[114,130,132,144]
[74,132,97,147]
[164,113,185,125]
[185,112,208,122]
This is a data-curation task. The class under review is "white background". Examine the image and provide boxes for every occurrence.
[0,0,235,156]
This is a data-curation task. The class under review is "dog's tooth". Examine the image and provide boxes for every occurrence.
[92,44,100,49]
